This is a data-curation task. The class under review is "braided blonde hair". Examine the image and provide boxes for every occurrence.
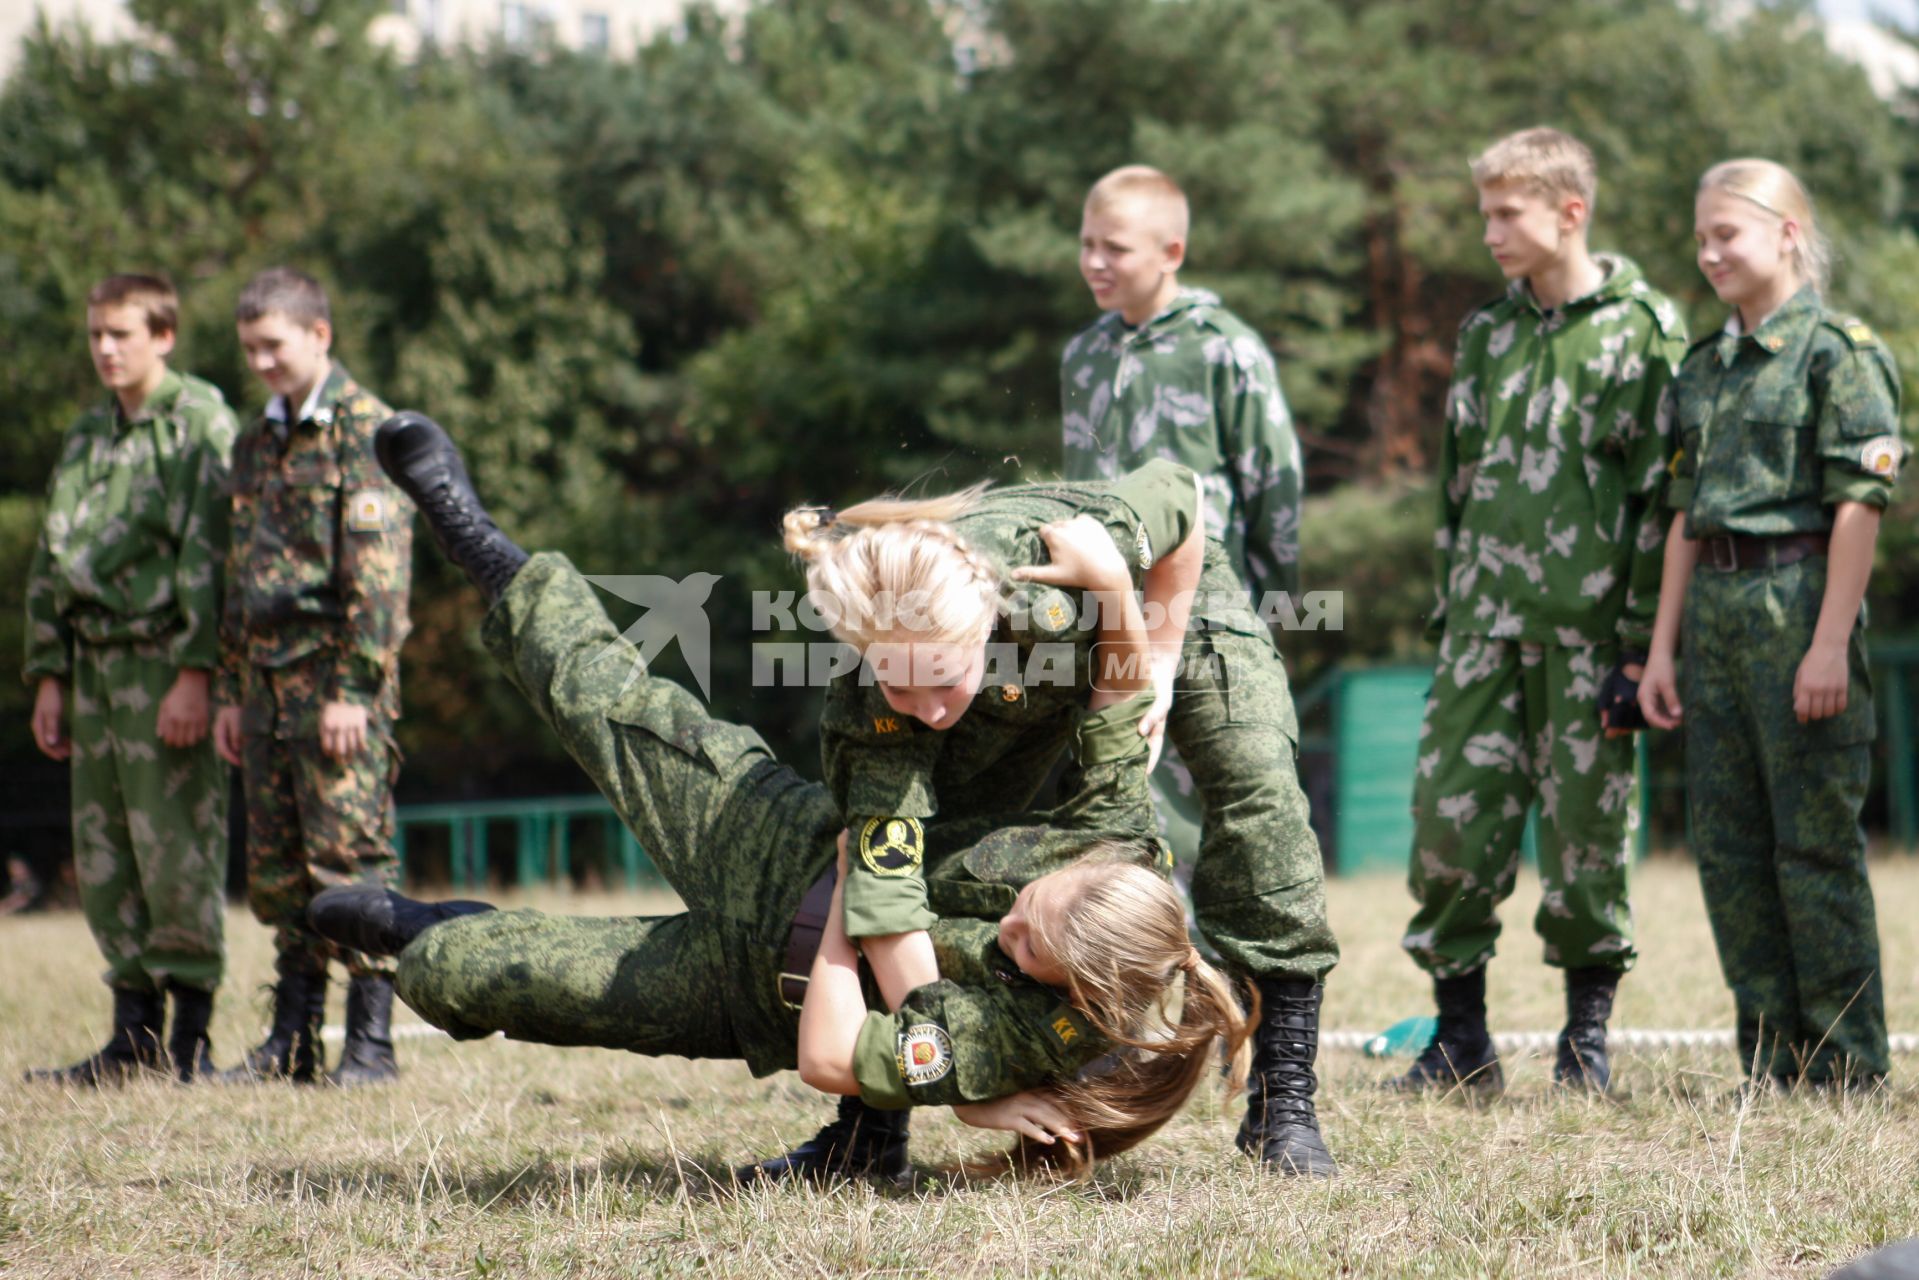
[782,485,1002,651]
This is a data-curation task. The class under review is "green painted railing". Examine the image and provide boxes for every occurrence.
[393,795,661,891]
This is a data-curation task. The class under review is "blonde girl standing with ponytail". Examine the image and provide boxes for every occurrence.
[750,458,1341,1183]
[1640,160,1905,1091]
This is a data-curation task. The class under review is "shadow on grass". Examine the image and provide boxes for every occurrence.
[244,1148,742,1207]
[241,1147,1166,1207]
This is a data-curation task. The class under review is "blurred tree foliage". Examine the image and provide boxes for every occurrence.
[1,0,1915,838]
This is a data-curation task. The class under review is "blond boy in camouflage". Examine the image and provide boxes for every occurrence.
[24,274,238,1085]
[212,268,413,1087]
[1394,129,1687,1096]
[1060,165,1302,882]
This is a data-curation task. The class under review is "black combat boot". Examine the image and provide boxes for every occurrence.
[216,962,326,1084]
[165,979,216,1083]
[374,412,528,600]
[308,884,495,958]
[332,974,400,1087]
[24,986,165,1086]
[1387,968,1504,1099]
[734,1095,912,1187]
[1237,978,1338,1175]
[1554,966,1619,1093]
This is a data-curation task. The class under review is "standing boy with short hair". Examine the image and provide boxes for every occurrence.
[213,267,413,1086]
[1060,166,1335,1175]
[1396,128,1687,1096]
[24,274,238,1084]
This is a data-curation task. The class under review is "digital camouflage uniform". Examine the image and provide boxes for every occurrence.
[217,364,412,977]
[1408,257,1687,978]
[824,459,1337,983]
[24,370,238,995]
[396,552,1121,1106]
[1667,285,1903,1083]
[1062,287,1303,858]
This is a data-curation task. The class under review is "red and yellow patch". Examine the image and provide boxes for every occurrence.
[897,1024,953,1086]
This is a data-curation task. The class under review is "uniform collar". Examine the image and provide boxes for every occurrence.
[1508,253,1642,319]
[1118,286,1218,339]
[1717,284,1819,361]
[111,367,185,430]
[268,362,349,429]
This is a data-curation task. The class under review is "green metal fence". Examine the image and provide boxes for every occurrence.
[393,795,662,891]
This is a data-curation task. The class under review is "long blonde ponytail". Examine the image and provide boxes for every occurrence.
[965,853,1255,1177]
[781,484,1001,651]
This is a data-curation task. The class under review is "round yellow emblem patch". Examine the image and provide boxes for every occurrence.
[1861,437,1903,478]
[858,815,924,877]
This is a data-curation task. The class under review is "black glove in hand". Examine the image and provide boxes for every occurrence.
[1596,652,1648,732]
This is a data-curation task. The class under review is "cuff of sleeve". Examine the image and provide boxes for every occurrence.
[1823,476,1894,510]
[1075,692,1153,765]
[842,873,936,939]
[1109,459,1200,569]
[22,661,68,687]
[1664,477,1694,511]
[851,1011,912,1110]
[171,633,220,673]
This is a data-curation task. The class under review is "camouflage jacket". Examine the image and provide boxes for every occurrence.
[216,363,413,713]
[821,460,1199,938]
[1668,286,1905,534]
[1062,287,1301,606]
[23,369,239,682]
[1431,255,1687,650]
[849,914,1108,1109]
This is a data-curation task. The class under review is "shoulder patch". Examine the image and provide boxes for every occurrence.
[1045,1003,1089,1049]
[345,490,390,533]
[1135,523,1154,571]
[1860,436,1904,479]
[898,1023,953,1085]
[1844,321,1876,347]
[858,816,924,877]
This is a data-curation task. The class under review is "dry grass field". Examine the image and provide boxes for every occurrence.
[3,854,1917,1279]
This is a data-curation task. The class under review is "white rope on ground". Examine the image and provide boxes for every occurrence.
[1322,1029,1919,1054]
[344,1025,1919,1053]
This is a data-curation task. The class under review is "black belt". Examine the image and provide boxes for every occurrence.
[1696,531,1829,574]
[778,867,838,1011]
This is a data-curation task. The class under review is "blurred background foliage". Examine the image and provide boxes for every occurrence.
[1,0,1915,848]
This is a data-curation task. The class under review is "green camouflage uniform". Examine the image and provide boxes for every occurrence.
[1667,286,1902,1082]
[824,460,1337,983]
[217,364,412,977]
[23,370,237,994]
[396,552,1115,1107]
[1061,287,1303,859]
[1407,257,1687,979]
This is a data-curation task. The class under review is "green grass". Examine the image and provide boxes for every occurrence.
[3,855,1916,1278]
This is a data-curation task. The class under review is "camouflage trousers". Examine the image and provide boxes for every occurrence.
[1168,611,1337,983]
[69,641,227,994]
[1683,558,1887,1082]
[1403,633,1637,978]
[240,655,400,977]
[396,554,833,1073]
[1148,745,1203,865]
